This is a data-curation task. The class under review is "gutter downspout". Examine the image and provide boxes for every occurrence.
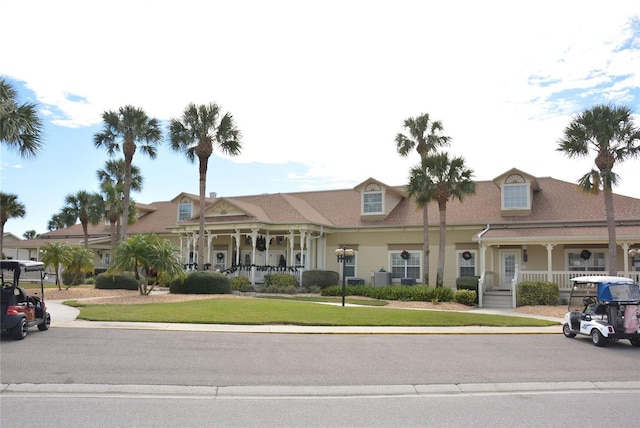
[476,224,491,308]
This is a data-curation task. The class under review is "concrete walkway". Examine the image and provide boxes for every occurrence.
[46,300,564,335]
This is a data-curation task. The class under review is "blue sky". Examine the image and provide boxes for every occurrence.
[1,0,639,238]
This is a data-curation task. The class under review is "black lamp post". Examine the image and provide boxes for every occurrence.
[335,247,354,307]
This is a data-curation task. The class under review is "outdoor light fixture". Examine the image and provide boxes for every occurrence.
[629,249,639,258]
[335,247,355,307]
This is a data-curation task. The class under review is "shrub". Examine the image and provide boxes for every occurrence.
[456,276,479,291]
[85,277,95,285]
[261,284,298,294]
[516,281,560,306]
[321,285,454,302]
[453,289,477,306]
[231,276,255,292]
[95,273,139,290]
[170,271,232,294]
[264,273,298,287]
[61,271,75,286]
[301,270,339,289]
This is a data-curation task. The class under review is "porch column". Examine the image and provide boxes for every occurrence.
[545,243,556,282]
[234,230,241,266]
[621,242,630,277]
[250,229,258,285]
[306,233,312,269]
[300,231,307,269]
[288,230,295,266]
[478,243,489,308]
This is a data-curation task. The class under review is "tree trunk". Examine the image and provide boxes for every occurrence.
[121,140,136,241]
[604,188,617,276]
[436,201,447,287]
[422,207,429,285]
[197,156,208,271]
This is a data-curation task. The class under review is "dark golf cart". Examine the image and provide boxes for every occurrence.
[1,259,51,340]
[562,276,640,347]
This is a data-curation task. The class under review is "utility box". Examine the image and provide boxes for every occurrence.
[374,272,392,286]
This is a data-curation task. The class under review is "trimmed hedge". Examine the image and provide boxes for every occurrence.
[301,270,339,289]
[264,273,298,287]
[321,284,454,302]
[170,271,232,294]
[230,276,255,292]
[456,276,479,291]
[516,281,559,306]
[95,273,139,290]
[453,289,477,306]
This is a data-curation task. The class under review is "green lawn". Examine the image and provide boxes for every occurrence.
[69,298,558,327]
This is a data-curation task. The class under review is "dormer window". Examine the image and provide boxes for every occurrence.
[363,183,383,214]
[178,198,193,220]
[502,174,529,210]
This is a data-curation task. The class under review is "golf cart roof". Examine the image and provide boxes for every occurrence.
[569,276,640,303]
[569,276,635,285]
[0,259,45,272]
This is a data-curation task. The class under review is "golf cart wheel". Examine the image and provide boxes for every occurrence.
[591,329,607,347]
[562,324,576,338]
[38,313,51,331]
[630,338,640,347]
[11,317,28,340]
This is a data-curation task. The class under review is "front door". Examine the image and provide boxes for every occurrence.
[499,250,519,289]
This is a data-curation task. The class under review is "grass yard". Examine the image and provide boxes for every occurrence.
[70,298,558,327]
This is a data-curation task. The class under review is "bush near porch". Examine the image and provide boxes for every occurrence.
[516,281,559,306]
[170,271,232,294]
[321,284,455,303]
[301,270,339,289]
[95,273,139,290]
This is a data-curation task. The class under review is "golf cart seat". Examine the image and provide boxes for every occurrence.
[15,287,27,303]
[592,304,607,316]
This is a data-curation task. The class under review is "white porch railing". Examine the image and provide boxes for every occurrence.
[519,271,640,290]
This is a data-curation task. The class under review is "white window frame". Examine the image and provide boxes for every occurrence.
[362,183,383,214]
[502,184,529,209]
[178,200,192,221]
[390,251,421,280]
[566,249,606,272]
[457,250,477,277]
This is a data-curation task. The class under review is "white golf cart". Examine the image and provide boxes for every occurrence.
[562,276,640,347]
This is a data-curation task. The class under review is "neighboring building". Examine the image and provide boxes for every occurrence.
[5,168,640,307]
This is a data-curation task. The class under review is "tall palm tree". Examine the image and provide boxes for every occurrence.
[557,104,640,276]
[417,153,476,287]
[96,159,143,247]
[93,105,162,241]
[0,78,43,158]
[169,103,242,271]
[395,113,450,285]
[59,191,104,248]
[40,242,72,290]
[0,192,26,257]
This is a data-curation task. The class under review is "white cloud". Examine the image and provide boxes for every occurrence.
[1,0,639,236]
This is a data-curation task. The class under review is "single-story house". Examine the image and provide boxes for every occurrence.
[5,168,640,308]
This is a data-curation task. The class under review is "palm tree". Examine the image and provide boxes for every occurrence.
[59,191,105,248]
[557,104,640,275]
[93,105,162,241]
[96,159,143,247]
[417,153,476,287]
[40,242,72,290]
[108,233,186,295]
[62,246,95,288]
[47,213,75,232]
[395,113,450,284]
[22,230,38,240]
[0,78,43,158]
[0,192,26,258]
[169,103,242,271]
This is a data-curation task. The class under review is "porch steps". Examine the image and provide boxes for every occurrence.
[482,290,513,309]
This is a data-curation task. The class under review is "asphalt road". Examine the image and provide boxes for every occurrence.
[2,328,639,427]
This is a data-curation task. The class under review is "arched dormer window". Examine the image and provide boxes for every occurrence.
[363,183,383,214]
[178,197,193,221]
[502,174,529,210]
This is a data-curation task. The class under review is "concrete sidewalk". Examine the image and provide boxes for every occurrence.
[46,300,564,335]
